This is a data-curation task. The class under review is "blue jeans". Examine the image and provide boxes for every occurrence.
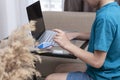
[67,71,93,80]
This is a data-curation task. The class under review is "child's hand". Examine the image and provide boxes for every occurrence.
[53,29,72,49]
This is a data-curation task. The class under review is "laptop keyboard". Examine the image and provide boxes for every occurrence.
[38,30,57,47]
[44,30,56,45]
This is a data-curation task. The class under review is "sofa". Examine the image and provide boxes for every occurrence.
[35,11,95,78]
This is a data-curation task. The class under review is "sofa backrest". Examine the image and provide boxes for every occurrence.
[43,11,95,32]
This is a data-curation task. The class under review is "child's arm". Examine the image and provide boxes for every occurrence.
[66,32,90,41]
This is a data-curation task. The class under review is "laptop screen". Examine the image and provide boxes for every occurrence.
[26,1,45,40]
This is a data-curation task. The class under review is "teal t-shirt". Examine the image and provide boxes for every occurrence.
[86,2,120,80]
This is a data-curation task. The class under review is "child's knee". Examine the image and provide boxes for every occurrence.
[45,74,55,80]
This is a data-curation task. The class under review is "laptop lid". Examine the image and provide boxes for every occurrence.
[26,1,45,40]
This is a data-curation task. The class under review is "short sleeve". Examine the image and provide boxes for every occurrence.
[94,18,115,52]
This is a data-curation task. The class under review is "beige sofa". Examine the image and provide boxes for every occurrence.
[36,11,95,77]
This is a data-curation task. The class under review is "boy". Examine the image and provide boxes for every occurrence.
[45,0,120,80]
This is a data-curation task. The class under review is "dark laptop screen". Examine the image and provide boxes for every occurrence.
[26,1,45,40]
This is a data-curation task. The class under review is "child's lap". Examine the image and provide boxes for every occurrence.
[67,71,93,80]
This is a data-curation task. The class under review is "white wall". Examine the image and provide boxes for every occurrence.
[0,0,8,39]
[0,0,29,40]
[6,0,18,37]
[16,0,29,27]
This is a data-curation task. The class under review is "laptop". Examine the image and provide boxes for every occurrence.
[26,1,78,59]
[26,1,57,49]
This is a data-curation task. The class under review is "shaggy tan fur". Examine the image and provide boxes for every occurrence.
[0,21,41,80]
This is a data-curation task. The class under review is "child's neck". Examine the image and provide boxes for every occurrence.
[100,0,115,8]
[96,0,114,10]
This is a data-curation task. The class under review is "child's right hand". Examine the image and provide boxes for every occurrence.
[53,29,72,49]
